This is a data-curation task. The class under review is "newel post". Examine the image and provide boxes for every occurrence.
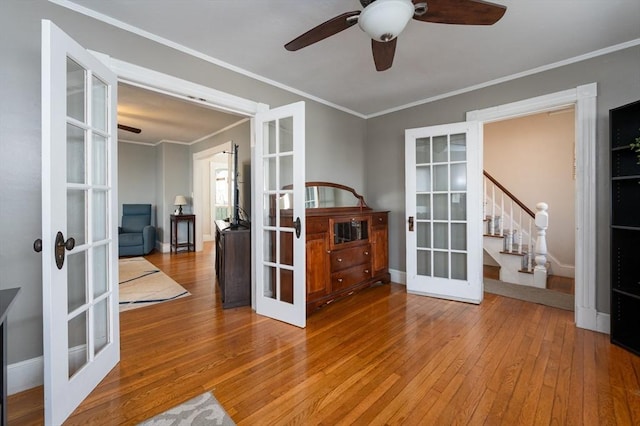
[533,202,548,288]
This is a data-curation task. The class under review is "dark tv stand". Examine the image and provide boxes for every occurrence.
[215,220,251,309]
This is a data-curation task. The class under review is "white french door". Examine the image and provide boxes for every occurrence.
[254,102,306,328]
[41,20,119,425]
[405,122,483,303]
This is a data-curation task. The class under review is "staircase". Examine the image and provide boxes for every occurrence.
[483,171,549,288]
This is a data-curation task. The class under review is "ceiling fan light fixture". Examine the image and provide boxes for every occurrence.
[358,0,414,42]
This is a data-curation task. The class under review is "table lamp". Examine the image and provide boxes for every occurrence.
[174,195,187,215]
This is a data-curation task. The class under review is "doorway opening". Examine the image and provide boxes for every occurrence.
[468,82,600,332]
[481,107,576,301]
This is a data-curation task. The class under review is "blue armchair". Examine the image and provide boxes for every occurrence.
[118,204,156,256]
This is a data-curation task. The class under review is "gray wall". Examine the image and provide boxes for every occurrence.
[0,0,367,365]
[364,45,640,313]
[118,142,158,226]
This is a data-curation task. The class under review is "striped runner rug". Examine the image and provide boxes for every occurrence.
[119,257,190,312]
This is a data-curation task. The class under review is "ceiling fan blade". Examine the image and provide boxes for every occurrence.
[371,38,397,72]
[413,0,506,25]
[118,124,141,134]
[285,11,360,51]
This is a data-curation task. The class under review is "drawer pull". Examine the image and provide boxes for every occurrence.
[337,258,342,262]
[364,270,369,274]
[364,251,369,255]
[378,217,383,222]
[337,278,343,283]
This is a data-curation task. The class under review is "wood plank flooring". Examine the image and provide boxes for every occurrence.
[9,243,640,425]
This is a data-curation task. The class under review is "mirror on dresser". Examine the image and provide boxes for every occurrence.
[277,182,390,315]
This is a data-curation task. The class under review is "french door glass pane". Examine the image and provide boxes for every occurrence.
[433,164,448,191]
[451,193,466,221]
[264,230,276,262]
[433,223,448,250]
[67,124,85,184]
[434,251,448,278]
[281,230,293,266]
[68,311,87,379]
[433,194,448,220]
[67,251,86,313]
[417,250,431,276]
[93,298,109,355]
[451,253,467,280]
[265,121,277,155]
[416,137,431,163]
[416,166,431,192]
[91,75,107,132]
[451,223,467,250]
[416,222,430,248]
[68,189,86,245]
[93,134,107,185]
[93,244,108,298]
[265,157,277,191]
[93,190,107,241]
[263,265,275,299]
[450,133,466,161]
[416,194,430,220]
[66,58,85,122]
[450,163,466,191]
[280,269,293,304]
[280,154,293,188]
[279,117,293,152]
[432,135,448,163]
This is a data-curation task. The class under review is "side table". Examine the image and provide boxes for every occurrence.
[170,214,195,253]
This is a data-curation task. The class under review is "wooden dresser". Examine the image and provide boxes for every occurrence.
[281,182,390,314]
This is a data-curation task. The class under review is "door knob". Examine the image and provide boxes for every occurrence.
[33,238,42,253]
[408,216,414,232]
[55,231,75,270]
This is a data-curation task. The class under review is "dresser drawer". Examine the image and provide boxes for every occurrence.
[331,264,372,292]
[330,244,371,272]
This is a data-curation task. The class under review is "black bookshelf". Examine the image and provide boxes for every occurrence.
[610,99,640,356]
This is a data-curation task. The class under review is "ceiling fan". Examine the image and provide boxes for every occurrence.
[117,124,141,134]
[285,0,507,71]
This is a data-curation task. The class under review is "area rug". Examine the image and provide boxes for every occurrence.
[138,392,235,426]
[119,257,190,312]
[484,278,574,311]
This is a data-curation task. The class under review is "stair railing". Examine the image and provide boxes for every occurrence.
[483,171,537,271]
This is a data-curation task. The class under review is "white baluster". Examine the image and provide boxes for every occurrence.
[499,192,504,237]
[533,202,549,288]
[483,177,487,219]
[518,209,523,254]
[528,219,533,272]
[491,184,496,235]
[509,200,514,252]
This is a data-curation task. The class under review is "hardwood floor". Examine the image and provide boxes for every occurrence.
[9,244,640,425]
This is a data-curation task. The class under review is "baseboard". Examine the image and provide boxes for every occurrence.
[389,268,406,285]
[596,312,611,334]
[156,242,170,253]
[8,356,43,395]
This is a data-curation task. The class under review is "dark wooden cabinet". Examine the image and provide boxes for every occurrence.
[305,210,390,313]
[610,100,640,356]
[215,220,251,309]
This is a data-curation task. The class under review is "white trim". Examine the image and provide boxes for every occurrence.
[389,268,406,285]
[467,83,600,332]
[8,357,44,395]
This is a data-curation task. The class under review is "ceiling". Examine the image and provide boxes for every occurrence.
[62,0,640,140]
[117,83,244,145]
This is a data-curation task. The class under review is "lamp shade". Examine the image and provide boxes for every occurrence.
[174,195,187,206]
[358,0,414,42]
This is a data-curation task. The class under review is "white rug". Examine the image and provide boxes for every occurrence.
[119,257,190,312]
[138,392,235,426]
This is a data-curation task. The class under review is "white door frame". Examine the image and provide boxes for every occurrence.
[467,82,601,332]
[193,142,232,251]
[91,53,269,306]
